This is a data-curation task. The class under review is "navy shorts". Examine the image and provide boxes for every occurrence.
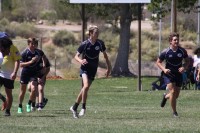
[0,76,14,89]
[80,68,97,81]
[20,71,37,84]
[163,72,183,87]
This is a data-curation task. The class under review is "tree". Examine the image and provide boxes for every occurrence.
[50,0,72,22]
[61,1,138,77]
[148,0,198,20]
[111,4,137,77]
[0,0,52,22]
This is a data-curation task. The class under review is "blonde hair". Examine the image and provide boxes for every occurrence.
[88,25,98,31]
[85,25,99,35]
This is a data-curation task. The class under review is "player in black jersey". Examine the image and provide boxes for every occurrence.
[70,25,111,118]
[156,33,190,117]
[17,38,47,113]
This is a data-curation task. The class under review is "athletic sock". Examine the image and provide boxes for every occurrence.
[19,104,22,108]
[82,103,86,109]
[32,102,35,107]
[43,98,46,102]
[73,103,79,111]
[28,100,32,105]
[5,109,10,113]
[39,103,42,108]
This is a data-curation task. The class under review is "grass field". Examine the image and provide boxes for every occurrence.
[0,77,200,133]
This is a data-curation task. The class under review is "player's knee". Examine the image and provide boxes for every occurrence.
[82,86,89,92]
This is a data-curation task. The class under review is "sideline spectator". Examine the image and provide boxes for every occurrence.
[193,47,200,68]
[193,48,200,89]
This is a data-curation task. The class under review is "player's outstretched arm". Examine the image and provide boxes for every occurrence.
[103,51,111,77]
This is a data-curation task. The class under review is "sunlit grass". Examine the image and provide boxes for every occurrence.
[0,77,200,133]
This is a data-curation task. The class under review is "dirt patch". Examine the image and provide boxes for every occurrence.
[47,76,63,80]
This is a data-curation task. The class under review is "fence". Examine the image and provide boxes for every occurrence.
[128,60,161,77]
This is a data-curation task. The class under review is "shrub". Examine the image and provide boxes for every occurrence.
[99,29,119,52]
[0,18,9,26]
[53,30,76,47]
[60,65,79,79]
[181,30,196,42]
[4,22,40,38]
[11,8,26,22]
[42,45,57,60]
[39,10,57,25]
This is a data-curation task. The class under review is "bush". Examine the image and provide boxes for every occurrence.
[0,18,10,32]
[43,45,57,60]
[60,66,79,79]
[181,30,196,42]
[0,20,40,38]
[5,22,40,38]
[53,30,76,47]
[39,10,57,25]
[43,44,78,72]
[11,8,26,22]
[0,18,9,26]
[99,29,119,52]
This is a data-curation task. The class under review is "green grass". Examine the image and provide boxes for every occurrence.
[0,77,200,133]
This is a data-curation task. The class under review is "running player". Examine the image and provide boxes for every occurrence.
[0,32,21,116]
[70,25,111,118]
[156,32,190,117]
[18,38,47,113]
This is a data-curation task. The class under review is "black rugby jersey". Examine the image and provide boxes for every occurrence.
[77,39,106,68]
[35,49,50,71]
[20,48,44,72]
[159,46,188,72]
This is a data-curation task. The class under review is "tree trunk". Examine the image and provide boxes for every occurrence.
[111,4,135,77]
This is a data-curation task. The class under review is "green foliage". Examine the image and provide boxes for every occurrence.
[177,0,198,13]
[43,44,78,74]
[60,65,79,79]
[99,29,119,52]
[6,23,40,38]
[50,0,70,20]
[142,31,159,40]
[0,20,40,38]
[12,37,27,52]
[0,18,10,32]
[148,0,171,20]
[54,0,81,21]
[0,18,9,26]
[181,31,196,42]
[2,0,12,11]
[42,45,57,60]
[53,30,76,47]
[39,10,57,24]
[141,39,159,61]
[7,0,44,22]
[177,15,196,32]
[148,0,197,20]
[11,7,26,22]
